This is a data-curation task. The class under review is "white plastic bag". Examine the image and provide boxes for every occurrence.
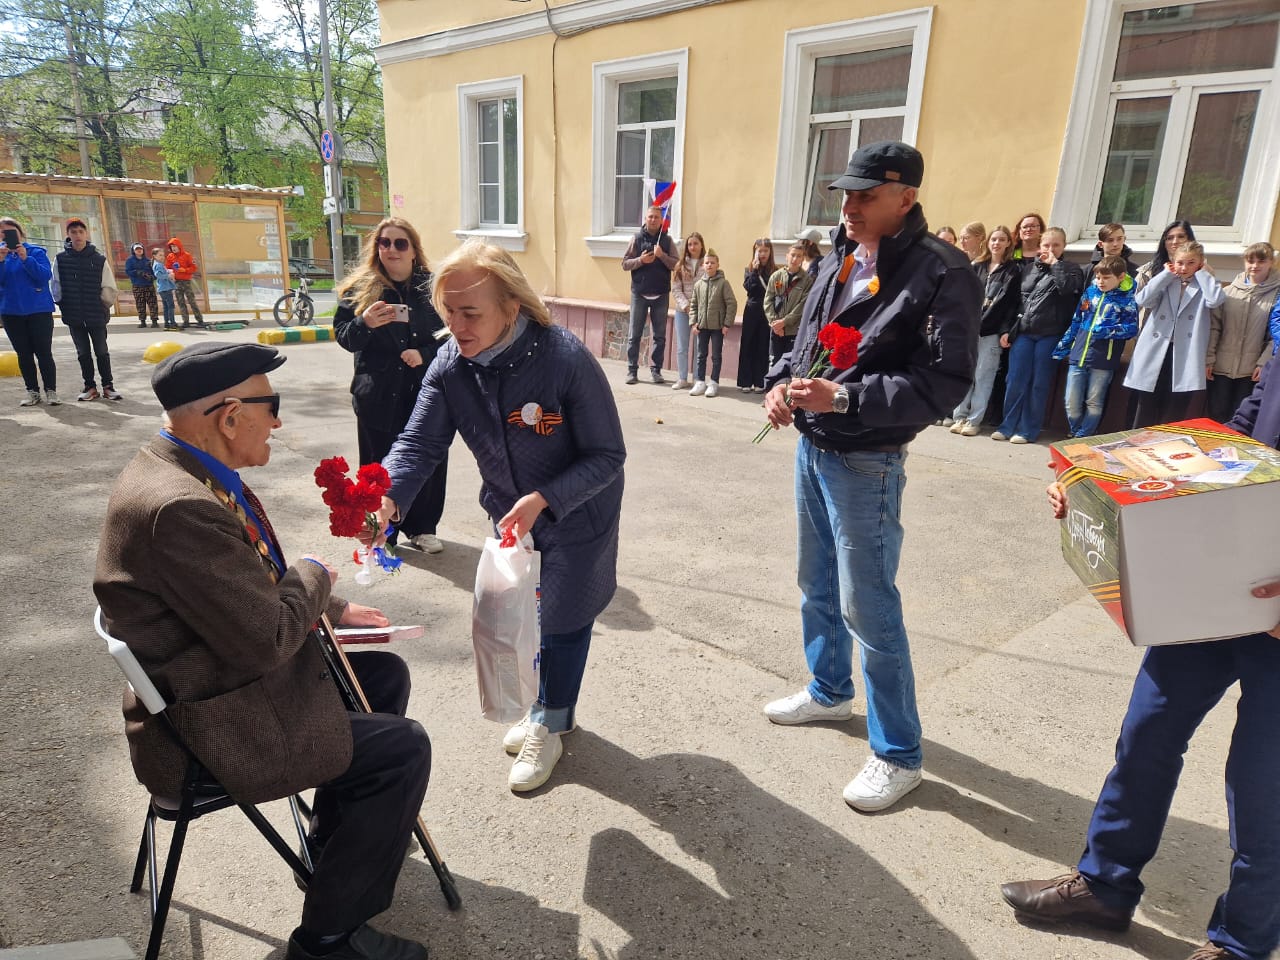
[471,532,542,722]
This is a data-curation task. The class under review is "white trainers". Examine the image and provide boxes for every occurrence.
[672,379,690,390]
[45,390,61,405]
[19,390,41,407]
[991,431,1008,441]
[508,721,562,792]
[504,712,577,754]
[941,417,955,427]
[409,533,444,554]
[763,689,854,725]
[689,381,707,396]
[842,756,923,812]
[77,387,99,401]
[1009,434,1029,444]
[949,419,966,434]
[959,421,980,436]
[705,381,719,398]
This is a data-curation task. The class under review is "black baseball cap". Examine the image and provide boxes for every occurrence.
[829,141,924,192]
[152,342,286,410]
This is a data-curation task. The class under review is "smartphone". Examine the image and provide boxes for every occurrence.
[389,303,411,323]
[2,229,19,250]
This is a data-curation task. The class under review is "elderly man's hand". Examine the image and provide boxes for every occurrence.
[301,554,338,586]
[1047,481,1068,520]
[788,376,841,414]
[1251,581,1280,639]
[339,602,390,628]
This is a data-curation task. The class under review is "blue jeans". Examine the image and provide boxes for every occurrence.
[528,620,595,734]
[159,289,176,326]
[998,334,1058,441]
[673,309,692,381]
[1078,635,1280,960]
[952,333,1002,424]
[1064,365,1114,437]
[794,436,922,769]
[626,293,668,375]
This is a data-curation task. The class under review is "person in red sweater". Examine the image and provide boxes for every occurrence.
[164,237,205,328]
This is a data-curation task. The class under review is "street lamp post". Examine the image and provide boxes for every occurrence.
[318,0,344,283]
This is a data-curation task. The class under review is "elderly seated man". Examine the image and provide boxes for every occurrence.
[94,342,431,960]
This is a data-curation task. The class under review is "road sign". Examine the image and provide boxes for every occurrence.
[323,165,339,198]
[322,196,339,216]
[320,130,335,164]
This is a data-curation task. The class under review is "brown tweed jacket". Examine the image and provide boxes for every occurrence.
[94,436,353,804]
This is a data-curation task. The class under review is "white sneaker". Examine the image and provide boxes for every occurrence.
[991,431,1008,441]
[689,381,706,396]
[508,721,562,792]
[948,419,966,434]
[842,756,923,812]
[959,421,980,436]
[503,712,577,754]
[409,533,444,554]
[941,417,955,427]
[763,689,854,725]
[1009,434,1029,445]
[20,390,41,407]
[45,390,61,405]
[672,379,690,390]
[705,381,719,398]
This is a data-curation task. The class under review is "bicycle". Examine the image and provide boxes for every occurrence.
[274,275,315,327]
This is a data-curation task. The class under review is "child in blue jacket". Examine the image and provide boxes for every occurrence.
[1053,255,1138,437]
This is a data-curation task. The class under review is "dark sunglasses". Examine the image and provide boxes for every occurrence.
[377,236,411,252]
[203,394,281,418]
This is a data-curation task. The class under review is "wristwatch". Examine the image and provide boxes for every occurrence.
[832,385,851,415]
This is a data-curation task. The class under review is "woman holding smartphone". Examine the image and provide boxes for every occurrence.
[334,217,450,553]
[0,217,59,406]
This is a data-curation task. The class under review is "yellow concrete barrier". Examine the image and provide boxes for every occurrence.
[142,341,184,364]
[256,326,336,345]
[0,351,19,377]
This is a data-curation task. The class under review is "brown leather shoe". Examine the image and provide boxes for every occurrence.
[1000,871,1132,931]
[1185,944,1234,960]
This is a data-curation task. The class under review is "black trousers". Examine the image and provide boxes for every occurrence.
[67,324,113,390]
[2,312,56,392]
[1206,374,1257,425]
[1129,350,1197,429]
[302,651,431,935]
[357,418,448,539]
[769,332,796,371]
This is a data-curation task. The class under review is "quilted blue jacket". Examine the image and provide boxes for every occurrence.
[384,320,626,633]
[1053,278,1139,370]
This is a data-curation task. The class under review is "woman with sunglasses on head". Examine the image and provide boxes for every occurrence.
[334,218,450,554]
[737,238,776,393]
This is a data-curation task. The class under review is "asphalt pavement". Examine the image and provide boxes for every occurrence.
[0,322,1240,959]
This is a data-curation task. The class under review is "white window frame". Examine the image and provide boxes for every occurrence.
[456,75,527,252]
[585,48,688,258]
[1053,0,1280,249]
[771,9,932,242]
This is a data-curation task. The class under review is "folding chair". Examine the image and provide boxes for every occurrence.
[95,607,316,960]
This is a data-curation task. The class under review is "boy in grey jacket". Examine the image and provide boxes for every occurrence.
[688,251,737,397]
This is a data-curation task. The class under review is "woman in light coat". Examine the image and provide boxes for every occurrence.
[1125,240,1225,428]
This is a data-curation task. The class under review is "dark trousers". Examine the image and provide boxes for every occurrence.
[159,290,176,327]
[2,312,56,392]
[736,303,770,389]
[132,285,158,324]
[1206,374,1257,425]
[303,651,431,936]
[626,293,668,374]
[357,419,448,540]
[770,332,796,370]
[695,329,724,382]
[1078,635,1280,959]
[67,324,113,390]
[1130,351,1196,428]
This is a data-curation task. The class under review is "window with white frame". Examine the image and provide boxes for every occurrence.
[456,76,525,250]
[1057,0,1280,244]
[772,10,931,240]
[587,50,687,256]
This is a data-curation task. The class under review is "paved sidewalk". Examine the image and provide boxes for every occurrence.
[0,325,1235,959]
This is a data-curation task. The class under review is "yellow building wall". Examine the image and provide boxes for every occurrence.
[379,0,1280,304]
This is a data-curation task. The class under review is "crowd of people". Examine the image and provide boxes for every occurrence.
[618,206,1280,445]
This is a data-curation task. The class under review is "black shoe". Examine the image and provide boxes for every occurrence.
[624,371,638,385]
[138,322,148,328]
[181,322,189,329]
[286,925,427,960]
[151,321,159,328]
[650,370,666,384]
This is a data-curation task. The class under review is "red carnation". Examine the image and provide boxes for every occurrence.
[350,480,385,513]
[356,462,391,493]
[328,505,366,538]
[314,456,349,489]
[816,323,863,370]
[321,482,354,508]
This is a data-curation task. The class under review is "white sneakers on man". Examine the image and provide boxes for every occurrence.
[842,756,922,812]
[503,712,577,753]
[763,688,854,725]
[409,533,444,554]
[508,721,562,792]
[689,381,706,396]
[705,381,720,398]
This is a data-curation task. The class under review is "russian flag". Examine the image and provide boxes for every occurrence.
[644,179,677,232]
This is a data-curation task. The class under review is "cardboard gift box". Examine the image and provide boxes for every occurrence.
[1049,419,1280,646]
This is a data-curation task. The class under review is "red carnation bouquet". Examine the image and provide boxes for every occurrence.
[752,322,863,443]
[314,456,402,582]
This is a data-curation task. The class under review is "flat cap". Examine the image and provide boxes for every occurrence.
[152,341,286,410]
[829,140,924,192]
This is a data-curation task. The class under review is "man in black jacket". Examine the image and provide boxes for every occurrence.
[52,217,122,401]
[621,205,677,385]
[760,141,980,812]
